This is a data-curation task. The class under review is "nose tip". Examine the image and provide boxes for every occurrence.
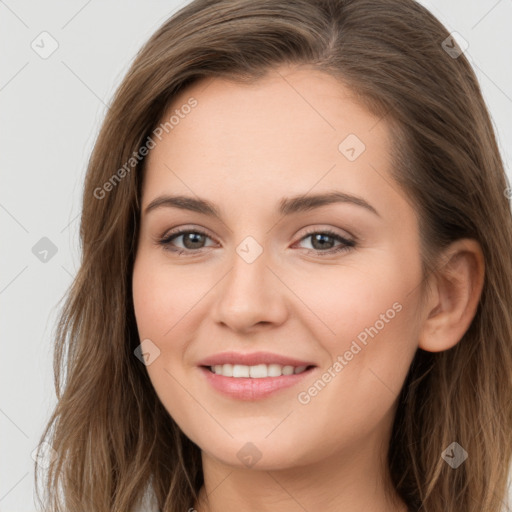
[210,248,288,332]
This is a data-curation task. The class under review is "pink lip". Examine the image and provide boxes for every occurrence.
[199,366,316,401]
[197,351,316,367]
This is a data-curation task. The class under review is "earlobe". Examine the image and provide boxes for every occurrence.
[418,239,485,353]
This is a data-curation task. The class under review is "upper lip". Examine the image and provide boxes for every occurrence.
[197,351,317,368]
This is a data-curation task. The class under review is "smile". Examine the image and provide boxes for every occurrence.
[207,363,312,378]
[199,364,317,400]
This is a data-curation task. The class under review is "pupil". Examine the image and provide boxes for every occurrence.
[313,234,333,249]
[185,233,204,249]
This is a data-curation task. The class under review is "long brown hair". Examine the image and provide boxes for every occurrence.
[35,1,512,510]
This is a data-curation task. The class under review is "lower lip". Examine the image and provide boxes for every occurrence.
[199,366,316,400]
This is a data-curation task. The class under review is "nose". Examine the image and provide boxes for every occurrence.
[210,243,289,333]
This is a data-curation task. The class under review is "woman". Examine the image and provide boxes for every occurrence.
[35,0,512,511]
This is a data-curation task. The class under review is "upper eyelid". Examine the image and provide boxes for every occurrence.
[160,225,217,242]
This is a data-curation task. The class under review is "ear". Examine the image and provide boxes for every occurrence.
[418,238,485,352]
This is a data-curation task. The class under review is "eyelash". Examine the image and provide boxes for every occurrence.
[157,227,356,257]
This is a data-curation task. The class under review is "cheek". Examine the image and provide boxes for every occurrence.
[289,246,421,384]
[288,249,421,353]
[131,253,200,424]
[131,253,190,385]
[131,251,220,386]
[132,251,206,337]
[290,249,422,434]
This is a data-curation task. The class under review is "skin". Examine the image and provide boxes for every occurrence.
[132,64,484,512]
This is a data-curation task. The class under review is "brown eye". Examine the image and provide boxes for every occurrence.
[296,229,356,256]
[159,229,215,254]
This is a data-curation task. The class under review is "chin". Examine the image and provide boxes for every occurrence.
[192,432,318,471]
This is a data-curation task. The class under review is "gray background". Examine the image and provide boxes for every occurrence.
[1,0,511,510]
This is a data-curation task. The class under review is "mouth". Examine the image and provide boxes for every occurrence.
[202,363,316,378]
[198,363,317,400]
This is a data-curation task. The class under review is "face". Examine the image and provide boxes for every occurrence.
[132,65,426,470]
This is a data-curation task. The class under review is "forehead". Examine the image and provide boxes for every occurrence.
[148,65,390,162]
[141,65,407,225]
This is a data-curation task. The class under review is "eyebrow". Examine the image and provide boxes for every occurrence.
[144,191,380,219]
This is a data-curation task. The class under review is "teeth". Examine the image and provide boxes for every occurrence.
[233,364,249,377]
[210,363,309,378]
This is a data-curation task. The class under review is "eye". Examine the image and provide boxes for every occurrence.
[157,227,356,256]
[294,228,356,256]
[157,227,216,255]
